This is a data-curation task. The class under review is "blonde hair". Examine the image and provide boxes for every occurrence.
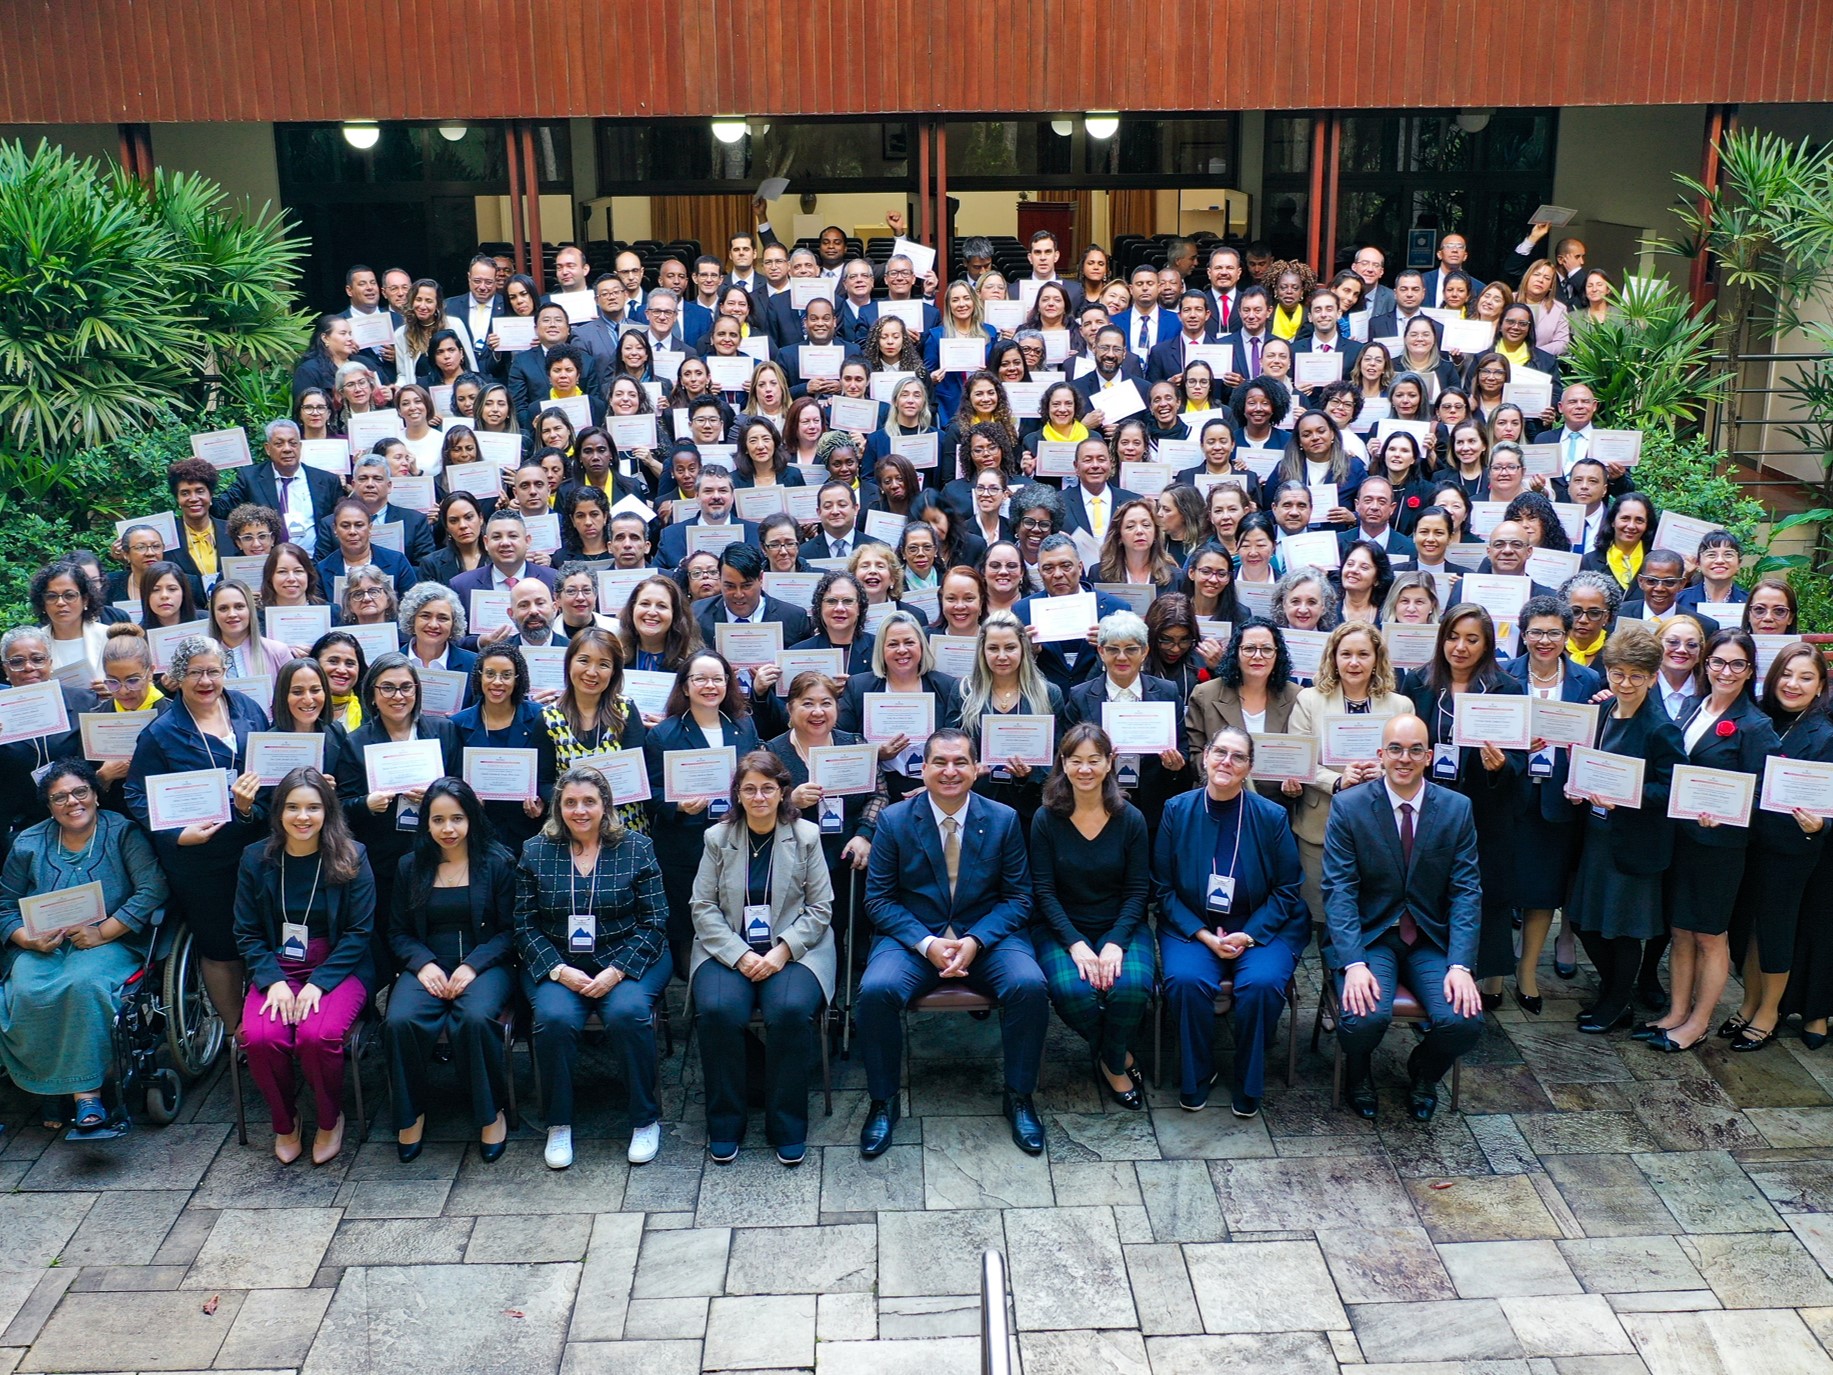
[1313,620,1396,697]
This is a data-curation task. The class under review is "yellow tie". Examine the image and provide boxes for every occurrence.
[941,815,960,897]
[1088,493,1104,536]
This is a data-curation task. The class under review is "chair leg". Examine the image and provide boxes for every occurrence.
[841,870,859,1059]
[1285,980,1299,1089]
[231,1035,248,1148]
[679,986,697,1089]
[348,1025,367,1142]
[501,1020,520,1130]
[1450,1056,1462,1113]
[820,1002,833,1118]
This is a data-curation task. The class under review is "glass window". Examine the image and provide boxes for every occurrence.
[599,121,913,189]
[1084,118,1235,178]
[1264,117,1312,176]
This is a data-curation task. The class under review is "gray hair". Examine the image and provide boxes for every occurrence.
[1272,567,1342,632]
[334,362,375,389]
[0,626,50,662]
[1558,570,1623,618]
[166,634,225,683]
[351,452,390,476]
[340,563,395,618]
[263,418,301,443]
[1012,327,1045,349]
[644,286,679,310]
[1012,483,1065,530]
[788,248,819,268]
[886,254,914,273]
[1037,532,1082,561]
[397,581,467,640]
[1096,609,1150,648]
[962,236,995,261]
[868,610,935,678]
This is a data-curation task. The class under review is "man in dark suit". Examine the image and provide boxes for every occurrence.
[1145,291,1216,384]
[1366,270,1440,346]
[1337,477,1417,562]
[316,499,418,597]
[1215,286,1275,389]
[1070,328,1148,418]
[508,304,603,426]
[655,466,760,569]
[1502,225,1588,308]
[1323,714,1484,1122]
[317,453,436,567]
[1202,245,1246,337]
[1059,437,1139,541]
[1012,535,1129,691]
[633,289,688,357]
[857,728,1049,1157]
[1017,231,1085,314]
[692,542,811,646]
[1291,288,1361,403]
[449,510,563,628]
[337,263,401,384]
[1349,245,1396,321]
[210,419,346,559]
[1109,264,1179,367]
[799,482,884,563]
[1619,550,1717,634]
[1063,610,1191,833]
[1419,233,1486,307]
[612,248,650,318]
[778,299,861,399]
[444,254,508,379]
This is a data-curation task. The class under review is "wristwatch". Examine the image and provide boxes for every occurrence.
[549,965,566,982]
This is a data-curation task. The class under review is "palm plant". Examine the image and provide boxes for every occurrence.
[1562,278,1726,429]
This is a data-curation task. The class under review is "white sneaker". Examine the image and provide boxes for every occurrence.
[628,1122,661,1165]
[544,1125,574,1170]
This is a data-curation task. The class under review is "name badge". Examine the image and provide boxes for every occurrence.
[225,767,241,790]
[1117,754,1141,790]
[900,747,924,778]
[29,763,53,786]
[707,797,729,819]
[990,762,1011,782]
[1590,802,1609,819]
[280,921,309,962]
[819,795,844,834]
[1206,873,1236,916]
[1431,742,1459,781]
[396,797,421,831]
[568,913,597,953]
[1529,747,1554,779]
[743,903,773,952]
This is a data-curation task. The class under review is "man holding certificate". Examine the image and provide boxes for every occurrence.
[1013,535,1128,691]
[857,730,1048,1158]
[1322,715,1484,1122]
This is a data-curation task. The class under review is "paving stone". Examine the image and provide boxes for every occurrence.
[1507,1025,1637,1085]
[632,1225,730,1300]
[1745,1158,1833,1213]
[324,1216,474,1265]
[1184,1239,1349,1333]
[1041,1112,1161,1161]
[702,1294,815,1371]
[819,1143,925,1213]
[1606,1291,1724,1313]
[1005,1205,1134,1331]
[1211,1154,1414,1232]
[54,1189,187,1267]
[1500,1295,1636,1355]
[1543,1156,1681,1238]
[1123,1243,1203,1335]
[1700,1041,1833,1109]
[1148,1099,1277,1159]
[1678,1232,1833,1308]
[1018,1328,1151,1375]
[560,1338,704,1375]
[1050,1160,1141,1206]
[1377,1111,1493,1177]
[1142,1332,1342,1375]
[1315,1224,1455,1303]
[0,1192,97,1270]
[466,1212,595,1264]
[1349,1297,1526,1361]
[1134,1159,1226,1242]
[16,1125,228,1194]
[1441,1241,1585,1298]
[1517,1112,1663,1156]
[150,1207,218,1267]
[922,1115,1055,1209]
[726,1222,874,1294]
[1459,1063,1560,1114]
[695,1148,822,1226]
[0,1271,73,1348]
[181,1207,341,1289]
[876,1294,981,1338]
[443,1139,628,1215]
[1633,1151,1786,1234]
[304,1261,579,1373]
[816,1291,874,1342]
[1620,1308,1833,1375]
[214,1287,334,1369]
[18,1288,245,1372]
[814,1335,979,1375]
[0,1278,47,1340]
[1628,1079,1766,1153]
[569,1212,646,1343]
[192,1143,352,1209]
[1113,1203,1153,1243]
[66,1265,188,1292]
[1546,1357,1653,1375]
[1471,1114,1544,1174]
[1408,1174,1565,1242]
[1747,1108,1833,1149]
[623,1297,709,1339]
[1557,1237,1707,1294]
[877,1209,1004,1297]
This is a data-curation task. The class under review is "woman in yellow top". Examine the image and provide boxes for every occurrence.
[1582,493,1655,593]
[1268,264,1313,341]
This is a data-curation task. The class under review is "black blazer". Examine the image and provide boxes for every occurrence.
[316,504,436,568]
[1620,600,1718,638]
[836,671,961,741]
[1060,483,1142,539]
[1321,779,1482,971]
[1398,671,1528,907]
[694,594,811,648]
[210,462,346,524]
[232,838,376,994]
[1753,708,1833,857]
[1673,693,1780,850]
[508,346,603,426]
[389,841,519,974]
[1585,693,1686,876]
[1502,654,1604,824]
[1064,674,1190,830]
[169,519,232,585]
[336,717,464,872]
[443,292,509,377]
[414,544,483,586]
[1337,527,1417,561]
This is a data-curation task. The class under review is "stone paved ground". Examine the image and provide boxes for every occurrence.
[4,954,1833,1374]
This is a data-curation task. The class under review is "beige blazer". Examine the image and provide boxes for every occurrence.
[1184,678,1302,805]
[688,817,836,1000]
[1285,687,1415,844]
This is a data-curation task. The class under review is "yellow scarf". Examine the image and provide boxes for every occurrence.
[1271,304,1304,340]
[1497,339,1532,368]
[1566,631,1607,666]
[115,684,164,713]
[1606,544,1643,590]
[1042,421,1089,444]
[331,694,363,730]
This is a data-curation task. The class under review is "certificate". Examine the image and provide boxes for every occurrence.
[1119,462,1173,495]
[1568,746,1645,808]
[474,431,526,468]
[1282,629,1329,681]
[1033,440,1078,478]
[577,749,651,804]
[981,714,1055,768]
[789,277,836,309]
[78,710,155,762]
[1442,318,1496,355]
[1251,733,1318,784]
[299,439,352,477]
[1761,756,1833,819]
[1028,591,1097,644]
[861,692,935,744]
[663,746,737,802]
[445,461,509,501]
[467,589,512,634]
[869,370,915,403]
[828,397,880,431]
[1320,715,1386,768]
[522,512,562,554]
[1589,428,1644,467]
[796,345,845,381]
[938,338,987,373]
[1383,623,1438,671]
[1503,378,1553,415]
[877,299,927,333]
[491,316,536,351]
[1086,378,1146,421]
[775,648,843,695]
[265,604,333,644]
[1093,583,1156,616]
[220,555,268,588]
[463,746,539,803]
[622,669,675,717]
[892,433,938,471]
[891,236,936,277]
[1526,547,1583,586]
[1696,602,1747,627]
[1154,439,1199,467]
[1461,573,1532,619]
[143,619,210,673]
[1280,531,1340,571]
[1468,501,1508,539]
[549,289,596,324]
[363,738,445,793]
[1002,381,1044,419]
[714,621,783,670]
[116,509,180,551]
[20,881,108,938]
[808,742,880,797]
[1236,449,1283,480]
[144,769,231,831]
[0,681,71,745]
[342,622,399,665]
[345,411,406,454]
[609,414,659,451]
[1451,693,1532,750]
[224,674,274,706]
[1294,350,1344,388]
[1530,698,1598,749]
[189,427,253,470]
[734,486,788,521]
[686,523,742,557]
[1101,700,1177,753]
[984,300,1028,333]
[417,667,468,717]
[762,572,821,607]
[1196,618,1231,646]
[521,646,568,695]
[594,567,647,612]
[245,731,326,786]
[347,311,394,349]
[1350,397,1390,433]
[929,635,978,679]
[707,355,754,390]
[1653,510,1718,560]
[1668,764,1755,828]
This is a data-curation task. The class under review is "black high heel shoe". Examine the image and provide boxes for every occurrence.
[1512,986,1543,1016]
[1096,1051,1143,1110]
[397,1115,426,1164]
[1577,1006,1633,1035]
[479,1113,509,1163]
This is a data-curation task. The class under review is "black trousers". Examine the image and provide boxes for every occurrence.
[383,962,514,1130]
[692,958,823,1146]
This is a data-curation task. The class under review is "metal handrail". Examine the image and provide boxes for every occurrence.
[980,1248,1014,1375]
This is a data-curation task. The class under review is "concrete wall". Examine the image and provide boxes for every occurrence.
[153,123,282,213]
[1550,106,1706,283]
[0,123,117,160]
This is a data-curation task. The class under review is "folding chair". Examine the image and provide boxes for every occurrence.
[1312,978,1462,1111]
[900,984,999,1111]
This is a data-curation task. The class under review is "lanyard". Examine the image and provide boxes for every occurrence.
[1435,682,1485,740]
[279,853,323,927]
[1209,794,1246,881]
[746,828,775,908]
[189,702,234,769]
[569,846,599,922]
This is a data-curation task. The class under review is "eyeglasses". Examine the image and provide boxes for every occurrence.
[1488,539,1528,553]
[1640,575,1682,588]
[1192,566,1227,581]
[184,668,225,682]
[1663,639,1701,653]
[763,539,798,552]
[1017,516,1053,531]
[1157,634,1194,649]
[1105,643,1146,657]
[688,674,726,687]
[41,590,83,604]
[350,587,385,601]
[1524,628,1565,641]
[479,670,518,684]
[4,654,50,669]
[47,786,95,808]
[1239,644,1276,658]
[1383,743,1431,759]
[375,682,417,697]
[1706,657,1751,674]
[1207,749,1251,765]
[104,675,148,691]
[1570,606,1608,620]
[1606,668,1652,686]
[738,785,779,799]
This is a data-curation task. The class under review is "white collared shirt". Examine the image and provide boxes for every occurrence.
[1660,676,1700,722]
[917,792,973,954]
[1384,779,1425,836]
[1104,676,1140,702]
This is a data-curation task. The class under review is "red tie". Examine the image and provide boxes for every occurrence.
[504,575,518,590]
[1398,801,1419,945]
[1220,294,1231,329]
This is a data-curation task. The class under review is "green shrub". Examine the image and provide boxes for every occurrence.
[0,508,82,629]
[1619,427,1770,549]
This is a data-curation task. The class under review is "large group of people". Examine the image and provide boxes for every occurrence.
[1,213,1827,1172]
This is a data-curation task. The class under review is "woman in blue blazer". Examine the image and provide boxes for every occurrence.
[1503,596,1603,1012]
[1153,723,1308,1117]
[642,649,761,977]
[446,644,558,855]
[124,634,270,1035]
[923,287,999,430]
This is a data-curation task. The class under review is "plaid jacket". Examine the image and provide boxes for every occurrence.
[513,829,668,980]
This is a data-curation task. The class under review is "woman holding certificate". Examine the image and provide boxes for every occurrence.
[1285,623,1415,925]
[384,778,517,1164]
[689,750,834,1165]
[959,610,1063,834]
[836,611,962,803]
[791,573,877,680]
[234,765,375,1165]
[644,650,761,977]
[449,645,556,854]
[1735,646,1833,1049]
[1563,625,1686,1035]
[1640,630,1778,1054]
[1581,493,1657,593]
[539,628,648,824]
[1031,723,1152,1109]
[124,635,268,1033]
[0,760,166,1132]
[266,658,360,795]
[1503,597,1604,1012]
[1397,605,1528,996]
[1185,618,1301,806]
[518,766,671,1169]
[208,580,292,684]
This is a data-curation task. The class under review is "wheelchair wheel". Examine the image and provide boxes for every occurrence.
[144,1068,182,1125]
[162,925,225,1079]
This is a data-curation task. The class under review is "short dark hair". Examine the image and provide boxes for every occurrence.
[166,458,220,494]
[923,727,977,763]
[718,541,764,581]
[725,749,799,827]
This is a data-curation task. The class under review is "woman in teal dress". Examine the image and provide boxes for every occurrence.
[0,759,168,1128]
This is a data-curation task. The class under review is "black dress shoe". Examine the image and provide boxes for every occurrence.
[397,1139,424,1164]
[1554,958,1578,980]
[1095,1053,1144,1111]
[1231,1090,1261,1119]
[1347,1082,1378,1120]
[1407,1083,1439,1122]
[479,1137,507,1164]
[1005,1091,1045,1155]
[1512,986,1543,1016]
[859,1098,900,1158]
[1804,1030,1829,1051]
[1576,1007,1632,1034]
